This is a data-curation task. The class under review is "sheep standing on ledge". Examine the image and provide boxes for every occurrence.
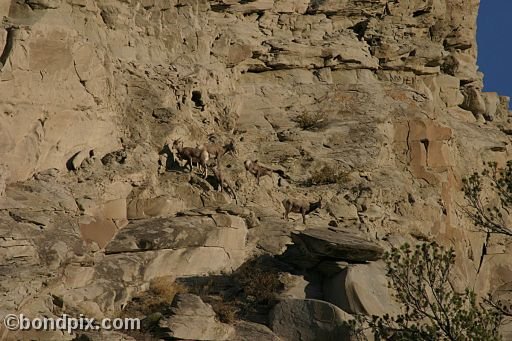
[172,139,209,178]
[212,164,238,204]
[282,196,323,224]
[200,140,237,162]
[244,160,287,185]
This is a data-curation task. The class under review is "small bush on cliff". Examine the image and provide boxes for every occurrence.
[347,242,503,340]
[294,112,328,130]
[306,164,348,186]
[234,263,283,304]
[463,161,512,237]
[210,299,239,324]
[184,257,285,323]
[121,276,187,318]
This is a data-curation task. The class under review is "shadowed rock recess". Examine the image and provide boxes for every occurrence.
[0,0,511,340]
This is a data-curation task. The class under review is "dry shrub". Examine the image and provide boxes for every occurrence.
[235,264,283,304]
[149,276,184,301]
[121,276,188,318]
[185,278,216,298]
[183,277,240,322]
[294,112,328,130]
[182,258,285,323]
[209,299,239,324]
[307,164,348,186]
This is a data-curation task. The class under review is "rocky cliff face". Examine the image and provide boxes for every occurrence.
[1,0,511,340]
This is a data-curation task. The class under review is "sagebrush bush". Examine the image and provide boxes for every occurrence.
[234,265,283,304]
[294,112,328,130]
[208,299,239,324]
[184,258,285,322]
[149,276,186,302]
[306,164,348,186]
[121,276,187,318]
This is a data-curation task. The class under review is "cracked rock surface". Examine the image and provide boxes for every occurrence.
[1,0,512,340]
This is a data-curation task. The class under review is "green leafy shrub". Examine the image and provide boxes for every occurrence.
[346,242,503,341]
[463,161,512,236]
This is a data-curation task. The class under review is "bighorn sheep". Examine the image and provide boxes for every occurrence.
[172,139,209,177]
[212,164,238,204]
[200,140,237,161]
[282,196,323,224]
[244,160,287,185]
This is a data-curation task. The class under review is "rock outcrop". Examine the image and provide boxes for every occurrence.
[323,261,401,316]
[270,299,352,341]
[0,0,511,340]
[159,293,235,341]
[291,227,384,263]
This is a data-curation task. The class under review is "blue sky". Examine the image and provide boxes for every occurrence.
[477,1,512,107]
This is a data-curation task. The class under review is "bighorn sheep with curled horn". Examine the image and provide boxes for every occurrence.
[172,139,209,178]
[211,164,238,204]
[282,196,323,224]
[244,160,287,185]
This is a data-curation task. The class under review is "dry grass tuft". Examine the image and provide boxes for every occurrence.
[209,299,240,324]
[121,276,188,319]
[306,164,349,186]
[294,112,328,130]
[149,276,184,301]
[182,258,285,323]
[234,266,283,304]
[120,259,285,330]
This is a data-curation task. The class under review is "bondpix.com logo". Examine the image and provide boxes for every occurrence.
[3,314,141,334]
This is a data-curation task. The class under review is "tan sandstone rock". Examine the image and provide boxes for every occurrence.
[270,298,352,341]
[159,293,235,341]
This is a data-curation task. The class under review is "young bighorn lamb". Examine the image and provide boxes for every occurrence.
[201,140,237,161]
[211,164,238,204]
[172,139,209,177]
[282,196,323,224]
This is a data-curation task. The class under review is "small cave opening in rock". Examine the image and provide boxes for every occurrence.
[191,90,205,110]
[210,4,230,12]
[412,9,430,17]
[420,139,430,166]
[348,20,369,40]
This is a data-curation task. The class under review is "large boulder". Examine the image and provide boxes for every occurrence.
[106,214,247,256]
[159,293,235,341]
[232,321,282,341]
[98,213,249,283]
[323,261,401,316]
[283,227,384,268]
[270,298,352,341]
